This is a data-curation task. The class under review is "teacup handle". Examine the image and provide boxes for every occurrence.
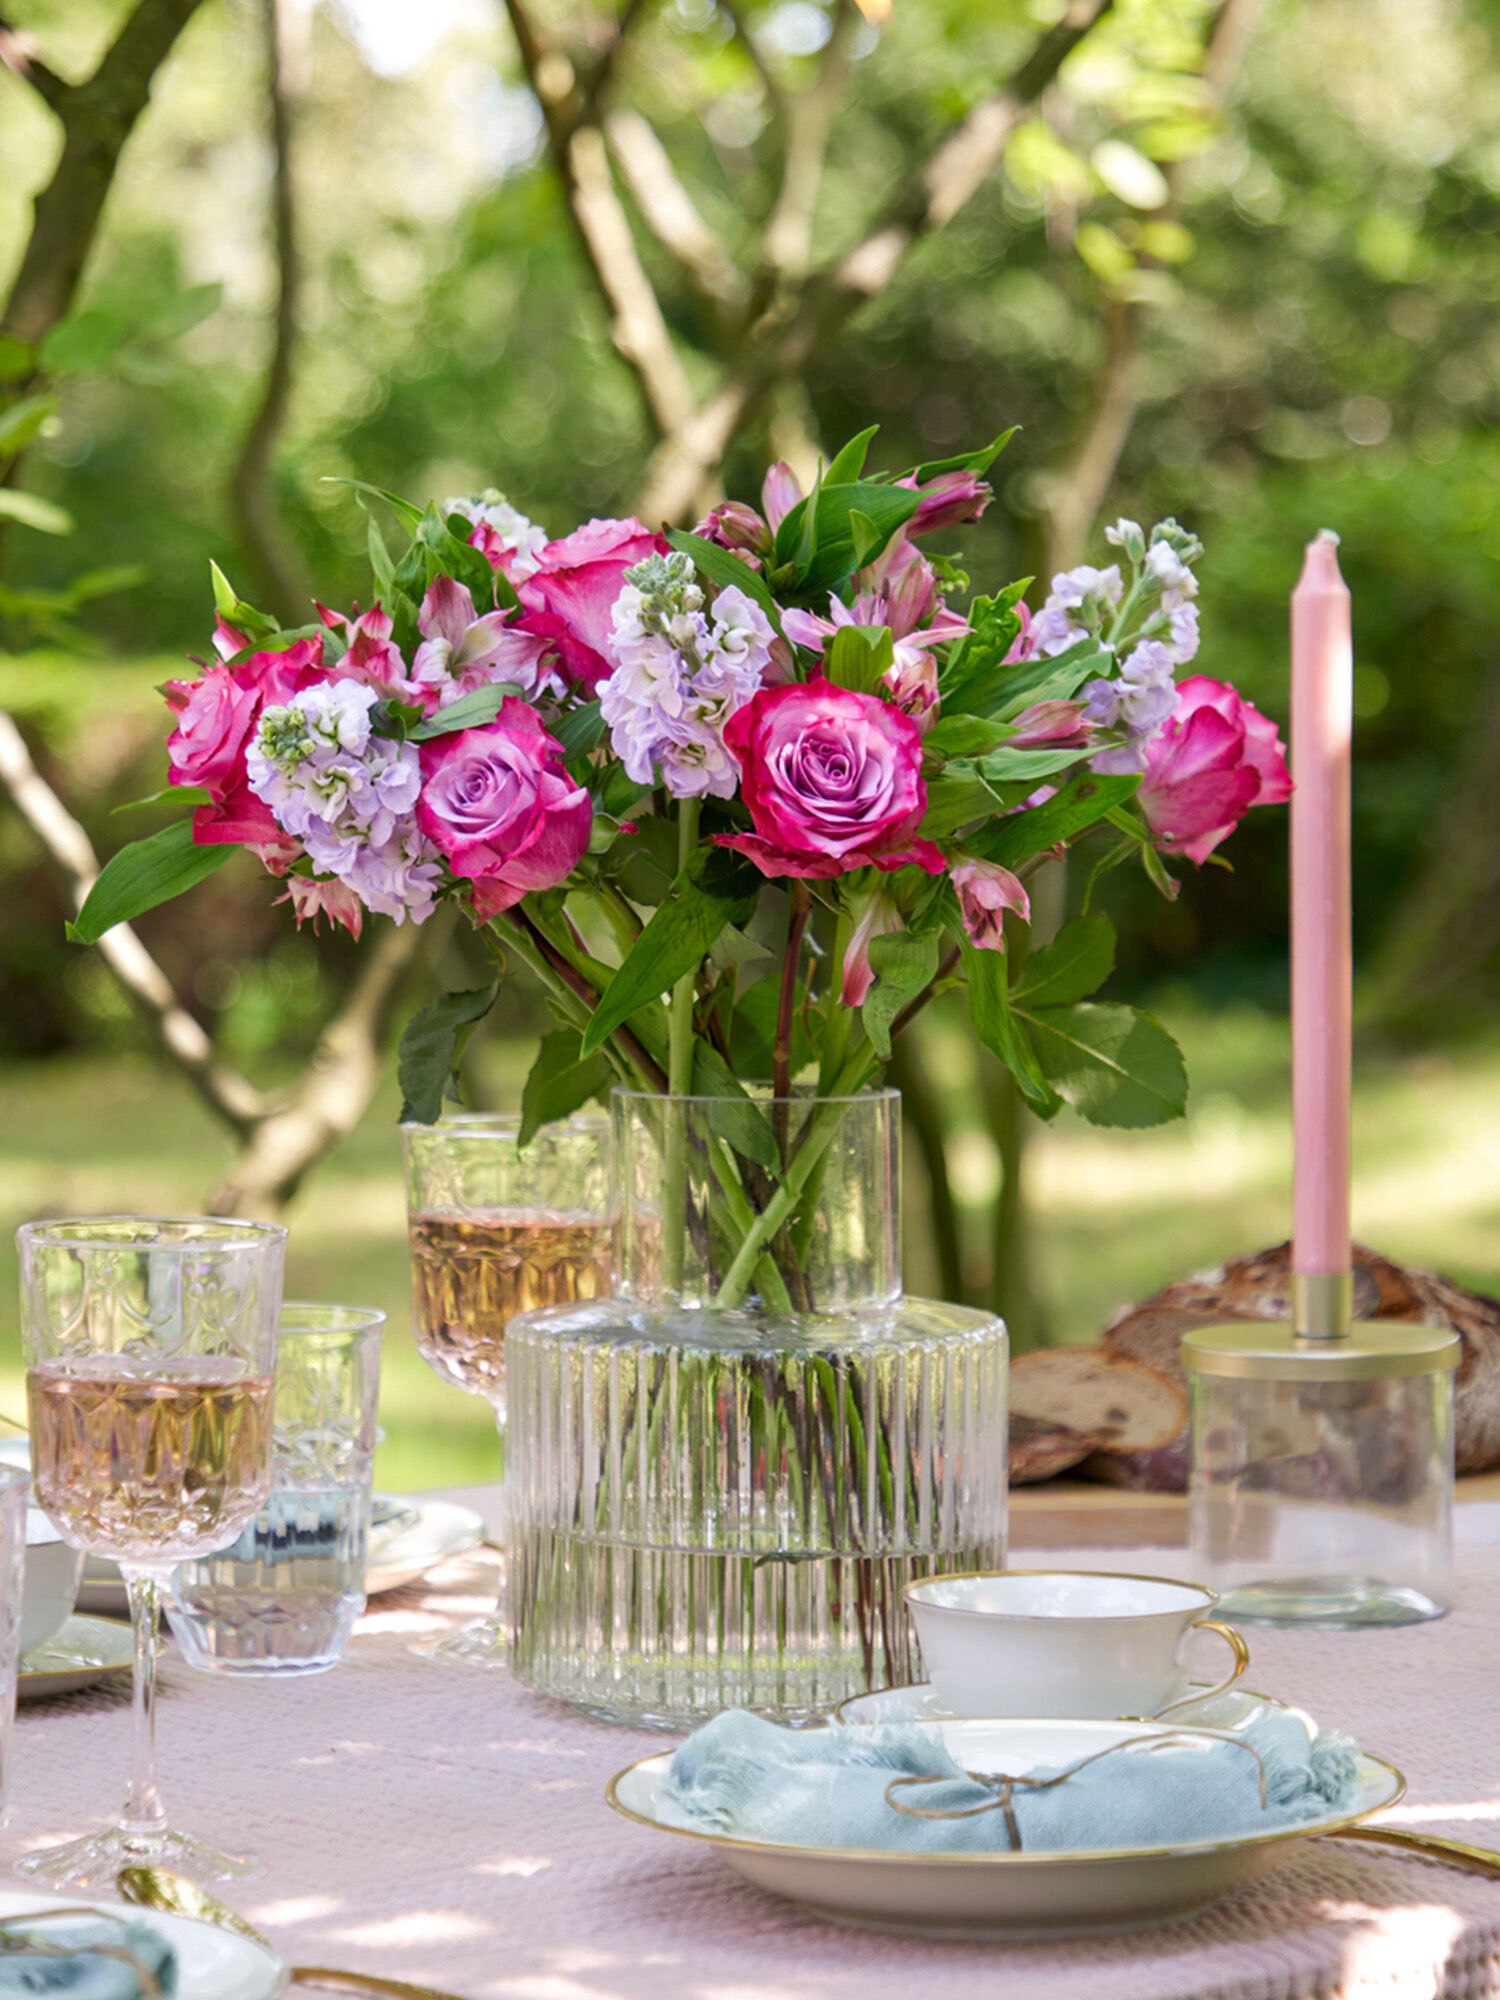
[1150,1619,1250,1719]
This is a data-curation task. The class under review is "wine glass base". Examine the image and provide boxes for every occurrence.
[415,1612,508,1667]
[15,1824,263,1892]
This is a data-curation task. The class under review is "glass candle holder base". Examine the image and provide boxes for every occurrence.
[416,1609,508,1666]
[1210,1575,1446,1628]
[15,1823,263,1892]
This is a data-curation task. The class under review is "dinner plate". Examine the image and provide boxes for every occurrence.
[78,1494,486,1615]
[606,1716,1405,1938]
[0,1887,287,1997]
[18,1614,134,1701]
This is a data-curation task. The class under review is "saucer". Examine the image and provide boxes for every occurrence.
[19,1614,134,1700]
[836,1679,1297,1733]
[607,1715,1403,1938]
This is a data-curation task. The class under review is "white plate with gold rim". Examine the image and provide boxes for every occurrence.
[19,1613,134,1701]
[0,1888,287,1997]
[606,1716,1404,1938]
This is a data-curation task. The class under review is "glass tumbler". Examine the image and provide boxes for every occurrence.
[167,1303,385,1674]
[402,1113,613,1664]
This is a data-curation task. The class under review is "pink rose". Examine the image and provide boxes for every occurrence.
[1138,675,1292,865]
[951,859,1030,952]
[165,635,325,870]
[415,699,592,918]
[719,677,943,880]
[517,516,668,694]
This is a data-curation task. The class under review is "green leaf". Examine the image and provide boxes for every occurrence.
[208,561,280,641]
[966,771,1138,869]
[397,981,500,1124]
[68,822,233,944]
[862,930,939,1059]
[416,505,498,614]
[0,490,71,536]
[911,428,1018,486]
[409,684,526,739]
[995,650,1106,721]
[691,1044,781,1172]
[519,1028,613,1145]
[65,563,146,604]
[582,864,754,1056]
[825,426,880,485]
[113,785,211,813]
[920,775,1003,840]
[823,622,894,693]
[774,480,924,598]
[324,477,424,533]
[600,813,679,905]
[925,715,1011,758]
[0,393,55,455]
[0,337,32,384]
[1013,915,1116,1008]
[847,508,882,572]
[553,699,605,761]
[367,516,396,600]
[146,282,224,341]
[960,939,1058,1116]
[666,530,784,635]
[39,310,129,376]
[1018,1001,1187,1128]
[974,743,1092,787]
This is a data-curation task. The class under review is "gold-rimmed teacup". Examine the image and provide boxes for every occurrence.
[904,1569,1249,1721]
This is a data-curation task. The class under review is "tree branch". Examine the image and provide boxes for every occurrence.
[578,0,655,126]
[208,917,434,1215]
[1,0,209,350]
[0,15,69,110]
[0,707,268,1133]
[502,0,699,460]
[605,108,748,311]
[631,0,1114,523]
[758,0,861,279]
[228,0,308,628]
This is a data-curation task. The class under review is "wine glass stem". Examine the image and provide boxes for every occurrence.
[119,1565,170,1840]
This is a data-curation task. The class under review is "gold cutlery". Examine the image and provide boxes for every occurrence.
[118,1867,475,1999]
[1322,1824,1500,1880]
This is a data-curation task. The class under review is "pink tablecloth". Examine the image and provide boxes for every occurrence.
[10,1527,1500,2000]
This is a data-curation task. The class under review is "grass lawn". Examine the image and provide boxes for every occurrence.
[3,1009,1498,1491]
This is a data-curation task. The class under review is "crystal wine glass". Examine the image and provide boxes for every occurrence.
[16,1215,285,1888]
[401,1114,612,1664]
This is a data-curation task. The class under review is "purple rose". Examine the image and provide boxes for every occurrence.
[416,699,592,918]
[719,676,943,880]
[517,516,668,694]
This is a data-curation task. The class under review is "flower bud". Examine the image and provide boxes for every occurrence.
[950,859,1030,953]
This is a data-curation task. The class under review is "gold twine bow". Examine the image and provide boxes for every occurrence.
[883,1727,1269,1852]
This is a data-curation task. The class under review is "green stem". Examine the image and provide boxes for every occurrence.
[818,909,852,1094]
[489,918,646,1092]
[716,1039,877,1308]
[590,881,643,959]
[661,798,702,1295]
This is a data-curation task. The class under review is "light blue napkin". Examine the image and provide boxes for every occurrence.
[658,1709,1360,1854]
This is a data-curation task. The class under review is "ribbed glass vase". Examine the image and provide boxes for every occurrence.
[505,1088,1008,1729]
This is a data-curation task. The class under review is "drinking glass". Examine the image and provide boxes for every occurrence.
[0,1465,28,1825]
[16,1215,285,1887]
[401,1114,612,1663]
[166,1303,384,1675]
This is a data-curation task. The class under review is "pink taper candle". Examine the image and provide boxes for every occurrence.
[1291,531,1352,1300]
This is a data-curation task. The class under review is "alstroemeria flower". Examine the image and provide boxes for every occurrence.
[412,577,552,706]
[277,874,365,939]
[951,858,1030,952]
[841,888,903,1005]
[1137,675,1291,864]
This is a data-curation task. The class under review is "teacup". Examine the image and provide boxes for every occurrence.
[0,1439,83,1658]
[904,1569,1249,1720]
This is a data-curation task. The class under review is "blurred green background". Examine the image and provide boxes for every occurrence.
[4,0,1500,1489]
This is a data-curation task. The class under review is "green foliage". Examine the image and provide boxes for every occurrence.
[68,820,234,944]
[518,1028,613,1144]
[397,981,500,1123]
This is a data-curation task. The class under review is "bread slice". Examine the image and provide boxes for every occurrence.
[1008,1413,1100,1485]
[1010,1347,1188,1457]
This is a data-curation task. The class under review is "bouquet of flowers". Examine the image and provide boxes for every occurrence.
[77,429,1288,1303]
